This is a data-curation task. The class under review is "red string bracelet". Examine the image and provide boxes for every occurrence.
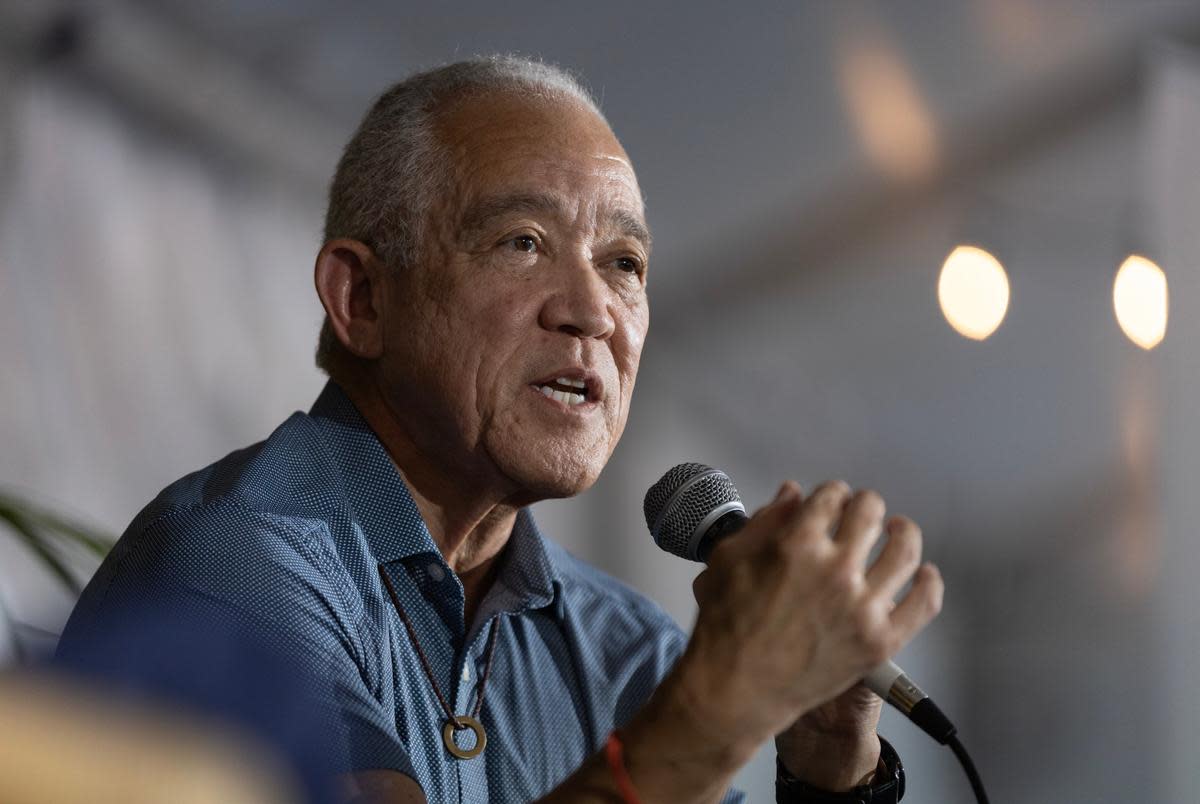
[605,731,643,804]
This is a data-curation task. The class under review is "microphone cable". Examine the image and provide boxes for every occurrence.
[948,734,989,804]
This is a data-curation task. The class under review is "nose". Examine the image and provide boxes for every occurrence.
[538,256,616,340]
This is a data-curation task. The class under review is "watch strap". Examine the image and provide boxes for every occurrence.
[775,735,904,804]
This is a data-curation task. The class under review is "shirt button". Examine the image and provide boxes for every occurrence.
[427,563,446,582]
[462,664,471,681]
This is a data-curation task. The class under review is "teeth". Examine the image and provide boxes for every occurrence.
[556,377,587,389]
[539,385,586,406]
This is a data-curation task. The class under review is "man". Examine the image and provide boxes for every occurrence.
[60,57,942,803]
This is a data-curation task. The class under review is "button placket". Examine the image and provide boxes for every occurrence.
[456,626,493,802]
[454,635,479,709]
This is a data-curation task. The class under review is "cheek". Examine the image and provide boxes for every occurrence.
[472,290,544,402]
[614,303,649,381]
[605,304,647,445]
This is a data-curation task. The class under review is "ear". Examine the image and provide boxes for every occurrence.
[314,239,387,360]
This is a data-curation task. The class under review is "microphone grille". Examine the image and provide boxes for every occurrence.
[644,463,743,560]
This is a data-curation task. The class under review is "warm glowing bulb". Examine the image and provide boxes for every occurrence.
[837,25,938,182]
[938,245,1010,340]
[1113,255,1167,350]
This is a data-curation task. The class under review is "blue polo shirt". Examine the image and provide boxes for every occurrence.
[60,382,739,803]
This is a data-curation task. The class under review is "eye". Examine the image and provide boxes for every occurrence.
[508,234,538,254]
[614,256,643,274]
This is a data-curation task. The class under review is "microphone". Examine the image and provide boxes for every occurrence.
[643,462,957,745]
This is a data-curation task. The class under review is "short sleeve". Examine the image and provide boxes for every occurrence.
[57,503,418,783]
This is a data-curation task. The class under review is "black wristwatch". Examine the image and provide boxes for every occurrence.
[776,736,905,803]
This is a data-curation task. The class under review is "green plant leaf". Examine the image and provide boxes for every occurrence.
[10,506,111,555]
[0,492,115,596]
[0,504,84,594]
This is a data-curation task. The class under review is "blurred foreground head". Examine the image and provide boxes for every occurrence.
[29,592,340,803]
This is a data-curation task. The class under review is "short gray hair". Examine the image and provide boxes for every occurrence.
[315,55,604,374]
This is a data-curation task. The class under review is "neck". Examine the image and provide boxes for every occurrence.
[336,371,517,623]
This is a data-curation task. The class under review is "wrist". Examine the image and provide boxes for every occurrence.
[663,643,764,761]
[775,728,881,791]
[776,736,904,803]
[619,665,757,800]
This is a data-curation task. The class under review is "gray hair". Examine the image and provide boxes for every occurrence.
[315,55,604,374]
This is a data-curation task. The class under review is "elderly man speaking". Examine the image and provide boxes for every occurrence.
[60,57,942,803]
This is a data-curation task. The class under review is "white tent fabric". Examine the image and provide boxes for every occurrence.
[0,72,327,653]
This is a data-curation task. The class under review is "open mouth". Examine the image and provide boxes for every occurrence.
[532,376,596,407]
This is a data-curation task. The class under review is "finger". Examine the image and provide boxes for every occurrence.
[770,480,805,509]
[793,480,852,538]
[887,562,944,643]
[742,480,805,541]
[696,482,807,602]
[832,489,886,567]
[864,516,922,600]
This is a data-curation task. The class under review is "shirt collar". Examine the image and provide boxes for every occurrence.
[493,507,558,611]
[309,380,439,564]
[309,380,561,611]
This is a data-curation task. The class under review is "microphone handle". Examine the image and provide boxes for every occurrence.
[864,661,957,744]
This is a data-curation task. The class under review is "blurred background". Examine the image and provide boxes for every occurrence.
[2,1,1199,801]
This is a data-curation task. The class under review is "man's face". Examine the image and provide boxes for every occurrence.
[375,92,650,501]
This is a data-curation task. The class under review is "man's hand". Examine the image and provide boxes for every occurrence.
[677,480,943,777]
[543,479,942,804]
[773,508,932,790]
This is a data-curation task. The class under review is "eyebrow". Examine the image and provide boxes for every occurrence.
[608,208,654,255]
[458,191,652,254]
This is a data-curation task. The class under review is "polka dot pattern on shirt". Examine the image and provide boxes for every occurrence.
[59,381,744,803]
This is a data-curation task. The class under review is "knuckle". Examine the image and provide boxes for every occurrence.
[890,515,922,540]
[797,519,829,544]
[890,528,922,564]
[858,628,893,665]
[850,608,874,635]
[851,605,883,639]
[854,489,886,519]
[848,601,902,662]
[927,590,944,617]
[814,479,851,504]
[827,563,859,594]
[878,634,903,662]
[924,575,945,616]
[781,479,804,498]
[773,533,811,565]
[763,481,803,516]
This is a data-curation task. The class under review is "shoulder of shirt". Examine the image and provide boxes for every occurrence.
[126,410,337,536]
[67,411,357,633]
[540,535,686,640]
[88,411,347,590]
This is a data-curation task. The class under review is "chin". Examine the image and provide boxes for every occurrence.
[495,441,609,502]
